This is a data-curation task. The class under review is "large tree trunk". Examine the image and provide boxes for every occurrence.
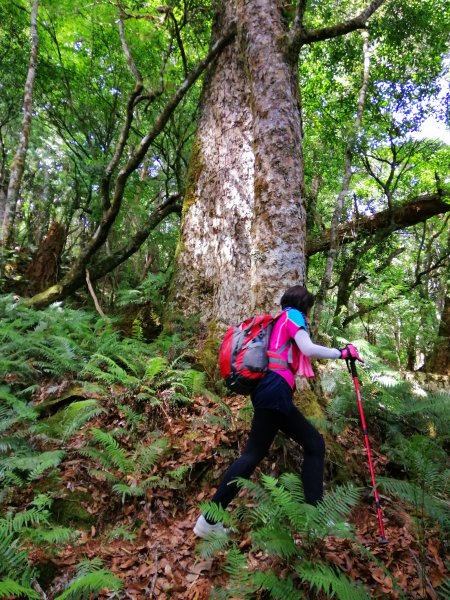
[170,0,306,326]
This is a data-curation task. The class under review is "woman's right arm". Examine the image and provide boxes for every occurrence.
[294,328,341,360]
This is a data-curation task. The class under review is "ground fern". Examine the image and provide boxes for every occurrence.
[200,473,374,599]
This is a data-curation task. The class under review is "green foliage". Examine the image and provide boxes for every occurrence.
[438,578,450,599]
[140,354,210,404]
[54,568,123,600]
[45,554,123,600]
[0,296,155,391]
[296,562,369,600]
[107,524,137,543]
[81,428,134,474]
[379,434,450,531]
[81,428,174,502]
[0,579,40,599]
[32,400,106,441]
[201,474,370,599]
[0,494,78,591]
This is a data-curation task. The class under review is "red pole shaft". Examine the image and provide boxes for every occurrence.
[352,373,387,543]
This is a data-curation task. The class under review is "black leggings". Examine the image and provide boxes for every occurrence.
[211,405,325,509]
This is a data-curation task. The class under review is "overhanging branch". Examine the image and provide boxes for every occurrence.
[289,0,386,53]
[307,192,450,257]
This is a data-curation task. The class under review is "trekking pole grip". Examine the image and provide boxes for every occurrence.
[346,357,358,378]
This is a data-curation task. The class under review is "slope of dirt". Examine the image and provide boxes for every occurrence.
[16,392,449,599]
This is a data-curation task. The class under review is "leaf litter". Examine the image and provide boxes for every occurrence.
[9,389,449,599]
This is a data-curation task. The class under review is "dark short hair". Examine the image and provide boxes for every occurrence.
[280,285,315,314]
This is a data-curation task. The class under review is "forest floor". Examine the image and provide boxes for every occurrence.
[21,388,449,599]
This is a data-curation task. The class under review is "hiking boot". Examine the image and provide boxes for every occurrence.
[193,515,228,538]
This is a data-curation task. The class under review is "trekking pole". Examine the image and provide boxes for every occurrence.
[346,357,388,545]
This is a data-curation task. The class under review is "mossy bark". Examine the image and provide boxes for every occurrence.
[170,0,307,327]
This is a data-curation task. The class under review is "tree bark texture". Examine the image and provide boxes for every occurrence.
[25,221,66,295]
[425,290,450,374]
[1,0,39,245]
[171,0,306,326]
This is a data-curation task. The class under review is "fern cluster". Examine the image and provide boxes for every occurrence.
[79,427,183,502]
[0,495,74,594]
[379,434,450,531]
[137,354,210,405]
[198,474,375,599]
[0,294,155,390]
[52,557,122,600]
[0,495,122,599]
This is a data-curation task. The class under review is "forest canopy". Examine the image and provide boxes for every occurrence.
[0,1,448,367]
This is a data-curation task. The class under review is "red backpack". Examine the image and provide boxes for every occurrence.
[219,313,289,395]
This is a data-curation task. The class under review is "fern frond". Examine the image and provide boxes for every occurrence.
[311,483,362,535]
[0,436,28,453]
[251,524,297,558]
[144,356,168,379]
[437,577,450,600]
[89,428,133,474]
[0,386,37,422]
[0,579,40,599]
[82,354,139,386]
[111,482,145,502]
[252,570,300,600]
[198,502,235,528]
[297,561,370,600]
[278,472,305,504]
[196,530,230,559]
[378,476,450,527]
[117,404,145,431]
[53,569,123,600]
[74,557,104,577]
[133,438,169,473]
[220,546,253,597]
[167,465,190,481]
[1,450,65,484]
[85,468,118,483]
[4,506,49,534]
[25,525,76,546]
[0,528,30,577]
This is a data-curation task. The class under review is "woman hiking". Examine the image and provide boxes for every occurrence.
[194,284,362,538]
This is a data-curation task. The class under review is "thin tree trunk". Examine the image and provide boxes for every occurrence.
[1,0,39,246]
[425,232,450,374]
[312,30,371,337]
[425,290,450,374]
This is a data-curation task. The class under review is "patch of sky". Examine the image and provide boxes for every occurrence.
[399,67,449,144]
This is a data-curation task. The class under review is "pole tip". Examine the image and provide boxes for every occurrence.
[379,537,388,546]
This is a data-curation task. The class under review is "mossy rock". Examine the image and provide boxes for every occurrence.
[294,386,325,420]
[197,321,222,387]
[51,491,95,528]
